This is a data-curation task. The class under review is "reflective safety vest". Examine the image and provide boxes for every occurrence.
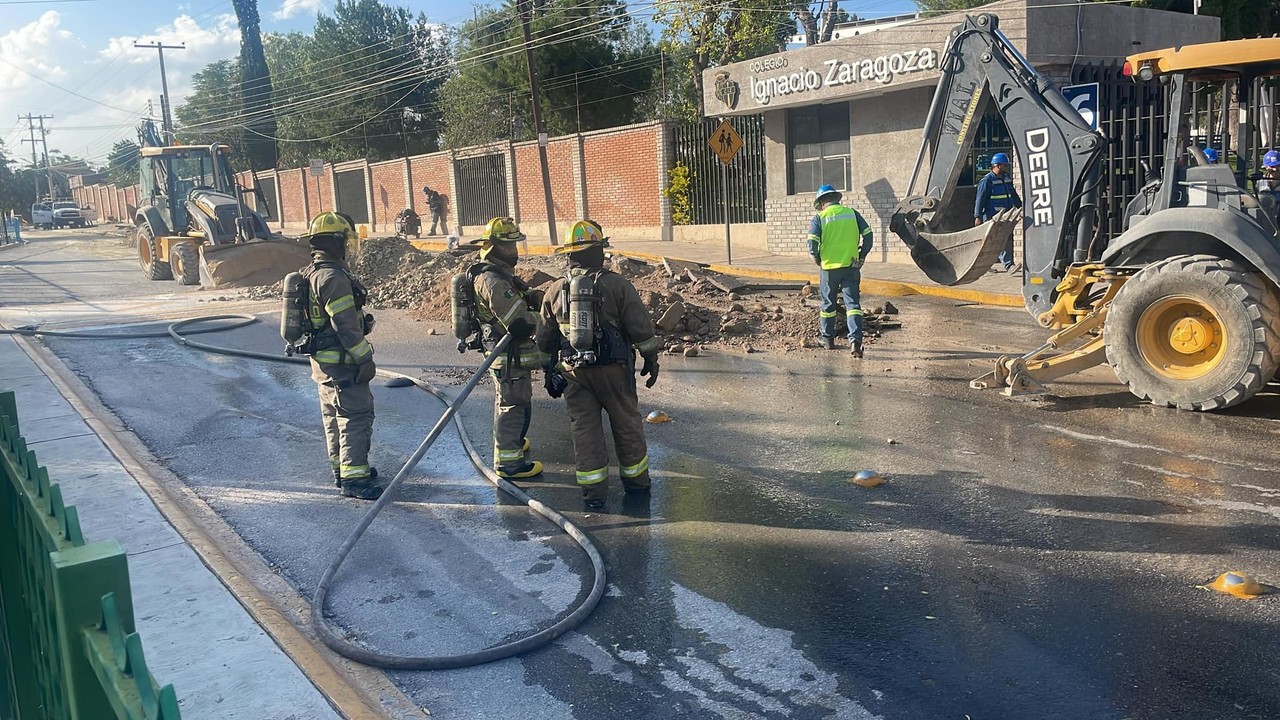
[976,171,1019,221]
[808,203,871,270]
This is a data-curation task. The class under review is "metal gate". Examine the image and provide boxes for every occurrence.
[455,154,508,227]
[255,175,279,221]
[672,116,765,224]
[334,168,369,225]
[1071,62,1169,241]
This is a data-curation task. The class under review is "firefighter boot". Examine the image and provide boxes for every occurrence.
[341,468,384,500]
[498,460,544,479]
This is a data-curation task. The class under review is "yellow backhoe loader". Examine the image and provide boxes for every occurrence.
[892,14,1280,411]
[134,121,310,288]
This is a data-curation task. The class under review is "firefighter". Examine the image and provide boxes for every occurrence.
[536,220,662,511]
[303,211,383,500]
[469,217,546,479]
[974,152,1023,273]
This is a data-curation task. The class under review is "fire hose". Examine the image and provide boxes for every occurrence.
[1,316,607,670]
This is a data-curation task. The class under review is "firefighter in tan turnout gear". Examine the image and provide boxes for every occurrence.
[295,212,383,500]
[468,217,547,479]
[537,221,662,511]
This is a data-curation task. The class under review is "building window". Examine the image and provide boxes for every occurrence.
[788,104,851,195]
[962,113,1013,185]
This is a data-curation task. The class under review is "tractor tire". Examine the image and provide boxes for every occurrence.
[170,241,200,285]
[1105,254,1280,411]
[138,224,172,281]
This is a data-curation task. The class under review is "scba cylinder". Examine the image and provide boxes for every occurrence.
[568,273,597,353]
[451,272,476,341]
[280,272,308,344]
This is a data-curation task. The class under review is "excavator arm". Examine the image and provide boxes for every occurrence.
[891,13,1106,315]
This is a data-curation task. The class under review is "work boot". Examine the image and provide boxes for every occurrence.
[498,460,543,479]
[332,468,342,488]
[822,336,836,351]
[340,468,383,500]
[583,497,608,512]
[850,343,864,359]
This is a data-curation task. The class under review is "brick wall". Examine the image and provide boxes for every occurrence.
[370,159,408,232]
[583,124,662,231]
[514,140,576,223]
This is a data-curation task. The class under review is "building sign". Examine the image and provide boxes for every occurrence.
[1061,82,1100,130]
[309,159,325,177]
[748,48,939,106]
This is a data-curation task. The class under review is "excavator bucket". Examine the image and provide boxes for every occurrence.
[198,239,313,289]
[891,205,1021,286]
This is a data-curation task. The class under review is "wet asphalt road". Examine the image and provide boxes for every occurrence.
[4,229,1280,719]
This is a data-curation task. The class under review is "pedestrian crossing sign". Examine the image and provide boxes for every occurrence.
[709,120,744,165]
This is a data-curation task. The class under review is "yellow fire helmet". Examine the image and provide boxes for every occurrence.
[556,220,608,254]
[309,211,354,239]
[472,216,523,244]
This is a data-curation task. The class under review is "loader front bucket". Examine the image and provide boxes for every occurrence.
[890,205,1020,286]
[198,238,313,289]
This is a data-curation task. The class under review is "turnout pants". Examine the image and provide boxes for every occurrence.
[492,366,532,471]
[316,365,375,481]
[819,265,864,344]
[563,363,652,502]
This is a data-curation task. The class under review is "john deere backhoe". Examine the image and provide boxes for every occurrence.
[892,14,1280,411]
[135,120,310,288]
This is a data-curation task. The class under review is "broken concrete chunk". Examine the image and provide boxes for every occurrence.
[656,301,686,332]
[662,256,704,278]
[883,301,900,315]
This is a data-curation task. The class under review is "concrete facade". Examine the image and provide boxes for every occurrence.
[704,0,1220,259]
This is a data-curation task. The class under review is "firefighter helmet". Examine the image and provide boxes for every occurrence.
[556,220,608,253]
[309,211,354,239]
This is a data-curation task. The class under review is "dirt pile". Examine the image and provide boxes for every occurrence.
[351,236,466,309]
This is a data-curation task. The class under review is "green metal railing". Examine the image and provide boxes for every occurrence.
[0,390,180,720]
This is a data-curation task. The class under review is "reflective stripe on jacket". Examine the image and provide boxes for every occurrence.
[974,171,1022,221]
[807,203,872,271]
[306,254,372,369]
[473,260,547,370]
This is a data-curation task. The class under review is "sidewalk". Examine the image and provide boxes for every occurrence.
[404,234,1026,308]
[0,333,343,719]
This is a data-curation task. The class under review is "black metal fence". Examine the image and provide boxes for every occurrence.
[672,116,765,224]
[1071,62,1169,241]
[335,169,369,225]
[255,175,278,221]
[456,154,509,227]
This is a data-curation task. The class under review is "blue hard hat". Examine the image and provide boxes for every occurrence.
[1203,147,1219,163]
[813,184,842,209]
[1264,150,1280,169]
[991,152,1011,165]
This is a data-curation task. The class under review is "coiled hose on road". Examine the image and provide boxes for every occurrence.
[1,315,607,670]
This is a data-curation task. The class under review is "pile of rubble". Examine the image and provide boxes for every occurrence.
[241,237,901,355]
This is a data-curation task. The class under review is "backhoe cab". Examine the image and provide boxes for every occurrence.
[134,121,309,288]
[892,14,1280,411]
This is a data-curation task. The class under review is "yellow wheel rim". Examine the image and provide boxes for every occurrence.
[1136,295,1226,380]
[140,236,152,267]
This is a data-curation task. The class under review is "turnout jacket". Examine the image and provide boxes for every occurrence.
[471,259,545,370]
[537,267,662,362]
[304,251,373,382]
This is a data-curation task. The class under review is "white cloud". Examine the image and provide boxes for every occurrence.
[0,12,83,91]
[272,0,326,21]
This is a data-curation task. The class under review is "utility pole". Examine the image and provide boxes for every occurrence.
[134,41,185,143]
[517,0,558,245]
[19,114,55,200]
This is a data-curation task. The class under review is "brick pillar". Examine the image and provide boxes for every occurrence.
[362,160,375,230]
[448,150,462,234]
[505,143,519,224]
[403,157,414,212]
[657,121,674,242]
[573,134,588,221]
[301,171,311,221]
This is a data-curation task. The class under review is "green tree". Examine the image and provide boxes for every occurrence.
[175,59,248,157]
[105,139,141,188]
[1131,0,1280,40]
[441,0,657,148]
[232,0,279,169]
[654,0,796,118]
[912,0,987,12]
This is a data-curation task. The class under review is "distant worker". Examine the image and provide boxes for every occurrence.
[422,186,448,236]
[469,217,546,479]
[974,151,1023,273]
[808,185,873,358]
[537,221,662,511]
[1203,147,1220,164]
[1257,150,1280,194]
[301,212,383,500]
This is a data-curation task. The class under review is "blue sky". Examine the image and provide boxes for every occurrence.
[0,0,918,166]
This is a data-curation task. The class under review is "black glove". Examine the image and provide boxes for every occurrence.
[355,359,376,385]
[639,354,659,388]
[544,365,567,398]
[507,316,534,341]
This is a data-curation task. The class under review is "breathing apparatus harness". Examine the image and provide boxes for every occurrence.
[558,267,631,370]
[450,262,537,362]
[280,259,373,359]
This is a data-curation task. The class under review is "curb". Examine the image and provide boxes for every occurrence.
[409,239,1024,308]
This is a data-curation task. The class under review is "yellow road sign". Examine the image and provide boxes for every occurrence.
[709,120,744,165]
